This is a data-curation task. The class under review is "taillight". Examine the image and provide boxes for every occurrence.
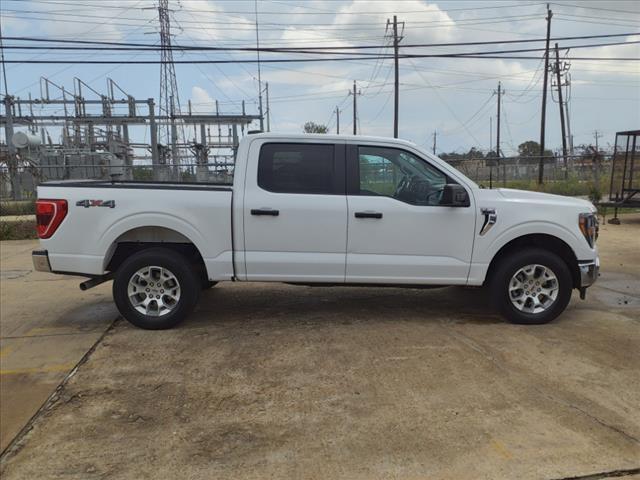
[36,199,68,239]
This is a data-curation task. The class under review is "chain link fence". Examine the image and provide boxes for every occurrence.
[1,150,611,202]
[443,154,610,199]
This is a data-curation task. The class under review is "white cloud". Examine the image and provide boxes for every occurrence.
[3,0,639,152]
[190,86,215,112]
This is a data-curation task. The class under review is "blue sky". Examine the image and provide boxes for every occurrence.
[2,0,639,155]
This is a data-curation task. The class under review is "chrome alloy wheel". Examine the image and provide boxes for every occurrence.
[508,264,559,314]
[127,266,181,317]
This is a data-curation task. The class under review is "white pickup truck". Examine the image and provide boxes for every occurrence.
[32,134,599,329]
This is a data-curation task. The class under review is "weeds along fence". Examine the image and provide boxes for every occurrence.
[357,154,611,200]
[1,153,612,201]
[452,157,611,201]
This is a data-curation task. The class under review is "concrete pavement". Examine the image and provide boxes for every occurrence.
[0,241,117,452]
[0,216,639,479]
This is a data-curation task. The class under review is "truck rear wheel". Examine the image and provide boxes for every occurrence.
[490,248,572,325]
[113,247,200,330]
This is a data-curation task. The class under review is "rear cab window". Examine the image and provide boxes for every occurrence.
[258,143,344,194]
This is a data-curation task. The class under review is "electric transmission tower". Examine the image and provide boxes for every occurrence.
[157,0,182,169]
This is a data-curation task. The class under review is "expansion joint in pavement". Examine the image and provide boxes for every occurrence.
[0,317,121,462]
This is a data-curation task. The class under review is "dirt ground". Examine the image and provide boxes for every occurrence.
[0,215,639,480]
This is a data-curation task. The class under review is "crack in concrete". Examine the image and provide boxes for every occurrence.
[596,284,640,299]
[0,317,121,463]
[445,328,640,446]
[548,467,640,479]
[564,403,640,445]
[1,331,104,340]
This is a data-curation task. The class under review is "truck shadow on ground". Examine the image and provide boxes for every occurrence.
[187,284,504,329]
[49,299,118,332]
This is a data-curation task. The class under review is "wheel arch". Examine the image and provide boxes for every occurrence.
[104,226,208,284]
[483,234,580,289]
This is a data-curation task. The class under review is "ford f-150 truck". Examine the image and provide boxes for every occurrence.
[32,134,599,329]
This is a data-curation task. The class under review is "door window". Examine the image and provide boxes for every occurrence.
[258,143,337,194]
[358,146,448,206]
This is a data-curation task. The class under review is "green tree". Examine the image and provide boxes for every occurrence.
[302,121,329,134]
[518,140,553,159]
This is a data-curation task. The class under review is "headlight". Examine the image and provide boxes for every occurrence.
[579,213,598,247]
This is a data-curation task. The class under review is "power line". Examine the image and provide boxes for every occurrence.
[406,59,483,146]
[3,0,146,70]
[1,12,549,30]
[2,32,640,52]
[4,44,638,64]
[1,9,544,26]
[554,17,640,28]
[3,0,548,15]
[361,36,391,95]
[4,56,636,64]
[508,55,546,103]
[550,2,640,15]
[439,93,495,136]
[170,16,250,103]
[558,12,640,24]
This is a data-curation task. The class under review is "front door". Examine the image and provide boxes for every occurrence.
[243,141,347,282]
[345,144,476,284]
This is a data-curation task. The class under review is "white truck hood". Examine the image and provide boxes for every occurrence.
[476,188,596,213]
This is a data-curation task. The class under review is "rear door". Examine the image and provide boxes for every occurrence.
[345,143,476,284]
[243,140,347,282]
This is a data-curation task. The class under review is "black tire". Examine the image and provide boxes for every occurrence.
[113,247,200,330]
[490,248,572,325]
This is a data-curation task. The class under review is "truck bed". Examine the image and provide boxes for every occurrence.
[37,181,235,280]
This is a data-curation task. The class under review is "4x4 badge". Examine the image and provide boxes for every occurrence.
[76,200,116,208]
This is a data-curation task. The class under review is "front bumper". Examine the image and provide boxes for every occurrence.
[32,250,52,273]
[578,256,600,288]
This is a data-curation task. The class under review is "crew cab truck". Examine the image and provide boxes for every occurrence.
[32,134,599,329]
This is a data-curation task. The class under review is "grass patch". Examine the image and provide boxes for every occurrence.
[502,175,609,201]
[0,200,36,217]
[0,220,37,240]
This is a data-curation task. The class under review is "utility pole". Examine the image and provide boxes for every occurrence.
[553,43,568,177]
[335,106,341,134]
[387,16,404,138]
[432,130,437,154]
[496,82,506,186]
[0,21,9,97]
[349,81,361,135]
[254,0,264,131]
[495,82,503,160]
[538,4,553,184]
[489,116,493,189]
[265,82,270,132]
[565,90,573,157]
[594,130,602,152]
[490,116,493,153]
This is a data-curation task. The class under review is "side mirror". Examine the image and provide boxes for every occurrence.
[440,184,470,207]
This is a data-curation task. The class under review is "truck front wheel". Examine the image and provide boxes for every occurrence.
[113,247,200,330]
[490,248,572,325]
